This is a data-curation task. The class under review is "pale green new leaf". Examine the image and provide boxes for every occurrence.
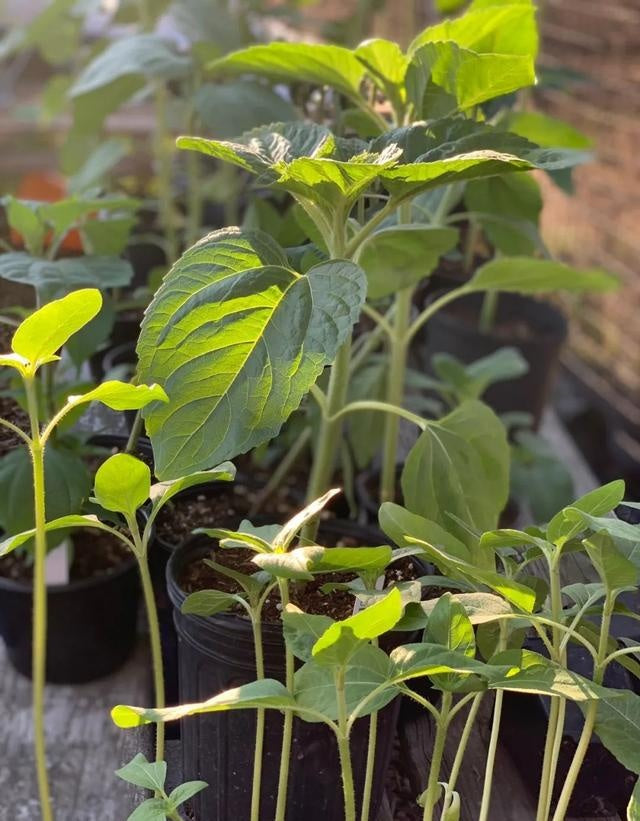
[94,454,150,517]
[253,546,325,580]
[0,514,126,557]
[66,381,168,412]
[207,43,366,102]
[359,225,458,299]
[273,488,341,550]
[468,257,618,294]
[112,679,296,728]
[137,228,366,478]
[12,288,102,369]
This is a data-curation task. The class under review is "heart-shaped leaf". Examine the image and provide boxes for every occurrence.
[137,228,366,478]
[94,454,150,518]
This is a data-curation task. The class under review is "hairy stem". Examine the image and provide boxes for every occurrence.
[360,710,378,821]
[249,614,266,821]
[25,375,54,821]
[448,693,483,791]
[275,581,295,821]
[336,668,357,821]
[423,693,452,821]
[138,556,166,764]
[478,690,504,821]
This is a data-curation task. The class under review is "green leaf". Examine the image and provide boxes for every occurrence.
[40,197,138,238]
[0,253,134,302]
[380,503,471,563]
[149,463,236,509]
[389,643,490,684]
[65,381,168,413]
[94,454,150,518]
[401,401,509,557]
[591,690,640,773]
[410,2,538,59]
[71,34,191,98]
[181,590,244,617]
[115,753,167,792]
[510,430,575,522]
[4,197,45,255]
[311,546,393,577]
[628,779,640,820]
[312,588,403,665]
[273,489,342,551]
[295,643,396,720]
[487,649,607,700]
[359,225,458,300]
[467,257,619,295]
[426,593,476,689]
[137,228,366,478]
[465,174,542,255]
[111,679,297,727]
[355,39,409,114]
[0,446,90,542]
[546,480,626,545]
[253,546,325,581]
[432,347,528,402]
[421,592,511,625]
[0,514,126,557]
[127,799,167,821]
[11,288,102,369]
[194,81,298,139]
[407,41,535,114]
[201,558,266,601]
[177,122,333,177]
[168,781,208,808]
[282,606,335,662]
[583,532,638,592]
[207,43,366,102]
[506,111,592,150]
[68,138,132,194]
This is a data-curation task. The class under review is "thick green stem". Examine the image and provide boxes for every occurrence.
[275,581,295,821]
[422,693,452,821]
[250,615,266,821]
[478,690,504,821]
[550,594,614,821]
[380,286,411,502]
[336,668,357,821]
[25,376,54,821]
[138,556,166,763]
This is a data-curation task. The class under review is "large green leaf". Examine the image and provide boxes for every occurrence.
[282,607,335,662]
[359,225,458,299]
[177,122,334,177]
[487,649,607,700]
[194,81,298,139]
[401,400,510,552]
[94,454,150,518]
[207,43,366,102]
[0,253,133,301]
[389,642,491,684]
[380,503,471,564]
[409,2,538,59]
[295,644,396,721]
[591,689,640,773]
[111,679,297,728]
[137,228,366,478]
[71,34,191,98]
[583,532,638,592]
[467,257,618,294]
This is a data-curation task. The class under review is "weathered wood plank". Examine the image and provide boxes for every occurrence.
[0,640,151,819]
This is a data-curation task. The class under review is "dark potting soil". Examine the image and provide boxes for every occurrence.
[0,528,131,584]
[181,543,417,623]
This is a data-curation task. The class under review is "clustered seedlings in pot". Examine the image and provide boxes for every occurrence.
[2,1,638,821]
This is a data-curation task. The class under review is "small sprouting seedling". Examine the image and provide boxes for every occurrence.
[116,753,206,821]
[0,288,167,821]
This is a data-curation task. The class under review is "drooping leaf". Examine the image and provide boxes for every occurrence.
[94,454,150,518]
[65,381,168,412]
[401,400,509,556]
[149,463,236,507]
[137,228,366,478]
[0,514,124,557]
[359,225,458,300]
[111,679,297,728]
[467,257,618,294]
[207,43,366,102]
[11,288,102,369]
[194,81,298,139]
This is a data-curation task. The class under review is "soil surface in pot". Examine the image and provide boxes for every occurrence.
[181,545,417,623]
[0,325,29,456]
[0,528,131,584]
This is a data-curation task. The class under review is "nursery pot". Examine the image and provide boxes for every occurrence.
[0,532,140,684]
[167,526,400,821]
[420,292,568,428]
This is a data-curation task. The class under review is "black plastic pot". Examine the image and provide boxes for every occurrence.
[0,533,140,684]
[167,523,398,821]
[501,638,635,817]
[419,292,568,429]
[88,433,154,470]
